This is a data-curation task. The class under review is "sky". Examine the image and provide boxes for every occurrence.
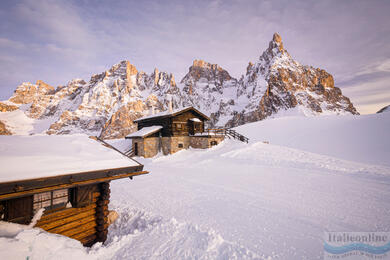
[0,0,389,114]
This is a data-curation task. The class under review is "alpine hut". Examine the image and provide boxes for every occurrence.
[125,106,225,157]
[0,135,148,246]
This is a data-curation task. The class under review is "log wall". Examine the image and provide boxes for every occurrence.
[95,182,110,244]
[35,190,101,246]
[34,182,111,247]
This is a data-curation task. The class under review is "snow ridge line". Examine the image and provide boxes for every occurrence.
[219,142,390,176]
[147,139,390,177]
[90,207,270,260]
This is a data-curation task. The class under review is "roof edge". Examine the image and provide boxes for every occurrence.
[134,106,210,122]
[0,165,146,199]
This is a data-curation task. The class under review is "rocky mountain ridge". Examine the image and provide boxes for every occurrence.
[0,33,358,138]
[377,105,390,113]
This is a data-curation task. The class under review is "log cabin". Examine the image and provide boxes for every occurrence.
[0,135,148,247]
[125,106,225,157]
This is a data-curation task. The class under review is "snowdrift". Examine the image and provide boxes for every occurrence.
[235,112,390,166]
[1,113,389,259]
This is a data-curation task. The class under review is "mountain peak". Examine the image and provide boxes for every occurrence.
[268,32,284,53]
[272,33,282,44]
[192,59,222,72]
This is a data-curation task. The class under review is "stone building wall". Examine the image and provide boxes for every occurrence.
[190,136,225,149]
[133,135,225,158]
[168,136,191,154]
[143,137,160,158]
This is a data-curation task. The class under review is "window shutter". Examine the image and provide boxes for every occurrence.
[5,196,33,224]
[72,185,94,208]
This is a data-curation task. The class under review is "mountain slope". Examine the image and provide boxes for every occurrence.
[0,33,359,138]
[226,33,358,126]
[377,104,390,113]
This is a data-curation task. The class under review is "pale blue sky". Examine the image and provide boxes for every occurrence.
[0,0,389,113]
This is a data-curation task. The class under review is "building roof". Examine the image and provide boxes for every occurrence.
[126,126,163,138]
[0,134,142,183]
[134,106,210,123]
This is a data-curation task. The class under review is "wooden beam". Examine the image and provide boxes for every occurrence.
[61,220,97,238]
[71,226,97,241]
[37,203,97,226]
[37,208,96,230]
[48,214,96,234]
[80,234,97,247]
[0,171,148,201]
[0,165,145,196]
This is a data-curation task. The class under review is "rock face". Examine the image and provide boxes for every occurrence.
[0,120,12,135]
[180,59,238,127]
[0,102,18,112]
[225,33,358,127]
[0,33,359,138]
[377,105,390,113]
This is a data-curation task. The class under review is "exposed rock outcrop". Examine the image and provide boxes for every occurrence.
[0,120,12,135]
[0,102,18,112]
[1,33,359,137]
[225,33,358,127]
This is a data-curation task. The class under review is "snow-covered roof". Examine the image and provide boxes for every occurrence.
[126,126,163,138]
[0,135,140,182]
[134,106,210,122]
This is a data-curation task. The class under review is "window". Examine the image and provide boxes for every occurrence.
[176,123,182,130]
[194,123,202,131]
[33,189,69,213]
[178,143,184,148]
[210,141,218,146]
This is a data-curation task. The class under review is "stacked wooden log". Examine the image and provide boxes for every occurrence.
[35,191,100,245]
[96,182,110,243]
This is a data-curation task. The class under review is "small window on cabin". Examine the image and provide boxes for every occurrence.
[33,189,70,213]
[210,141,218,146]
[176,123,182,130]
[178,143,184,148]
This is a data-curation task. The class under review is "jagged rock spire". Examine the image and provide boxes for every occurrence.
[268,32,285,54]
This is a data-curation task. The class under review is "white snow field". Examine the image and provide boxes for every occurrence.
[1,113,390,259]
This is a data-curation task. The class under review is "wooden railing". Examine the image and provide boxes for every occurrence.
[93,136,140,163]
[124,147,134,157]
[202,128,249,143]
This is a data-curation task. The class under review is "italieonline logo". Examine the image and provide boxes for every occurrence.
[324,232,390,259]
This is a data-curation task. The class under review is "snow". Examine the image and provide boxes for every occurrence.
[0,134,139,182]
[235,112,390,167]
[126,126,163,138]
[0,221,93,260]
[135,106,193,121]
[190,118,202,122]
[1,113,390,259]
[0,107,56,135]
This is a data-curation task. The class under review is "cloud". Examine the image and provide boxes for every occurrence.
[341,76,390,114]
[0,0,389,113]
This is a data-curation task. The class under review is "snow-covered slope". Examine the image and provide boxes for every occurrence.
[0,33,358,138]
[225,33,358,127]
[235,112,390,166]
[1,113,389,259]
[180,59,239,127]
[377,104,390,113]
